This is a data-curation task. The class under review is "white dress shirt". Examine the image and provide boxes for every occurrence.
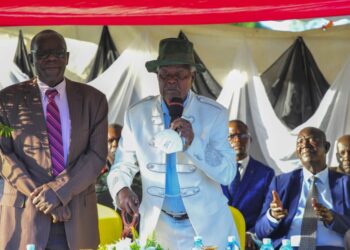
[238,156,250,180]
[37,78,71,165]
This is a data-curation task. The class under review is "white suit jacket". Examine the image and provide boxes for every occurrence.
[108,91,238,248]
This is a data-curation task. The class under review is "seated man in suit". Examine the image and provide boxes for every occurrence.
[255,127,350,250]
[96,123,123,208]
[96,123,143,209]
[221,120,275,250]
[334,134,350,175]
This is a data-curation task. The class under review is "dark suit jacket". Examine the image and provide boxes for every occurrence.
[0,78,108,250]
[222,157,274,231]
[255,169,350,248]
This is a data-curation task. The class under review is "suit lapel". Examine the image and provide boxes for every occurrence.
[329,170,344,214]
[23,78,52,173]
[151,95,165,129]
[25,79,49,143]
[286,170,303,225]
[66,79,82,167]
[233,159,254,204]
[182,91,195,124]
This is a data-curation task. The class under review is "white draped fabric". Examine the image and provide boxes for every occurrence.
[217,44,350,173]
[0,34,29,88]
[87,43,160,125]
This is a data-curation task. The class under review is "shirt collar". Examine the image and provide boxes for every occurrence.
[238,155,250,170]
[302,165,328,184]
[161,93,190,116]
[37,78,66,100]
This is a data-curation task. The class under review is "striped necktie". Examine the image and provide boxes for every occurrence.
[46,89,65,176]
[299,175,318,250]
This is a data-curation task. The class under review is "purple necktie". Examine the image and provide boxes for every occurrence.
[46,89,65,176]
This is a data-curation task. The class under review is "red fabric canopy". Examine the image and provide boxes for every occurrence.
[0,0,349,26]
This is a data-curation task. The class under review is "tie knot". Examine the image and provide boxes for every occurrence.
[308,176,319,192]
[46,89,58,100]
[310,175,318,184]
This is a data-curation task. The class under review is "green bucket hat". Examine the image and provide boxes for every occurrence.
[145,38,205,73]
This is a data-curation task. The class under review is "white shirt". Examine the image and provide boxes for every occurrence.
[37,78,71,165]
[238,156,250,180]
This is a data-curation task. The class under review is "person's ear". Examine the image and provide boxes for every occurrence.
[336,151,341,163]
[325,141,331,153]
[191,71,196,82]
[65,52,70,65]
[295,149,300,159]
[29,54,34,65]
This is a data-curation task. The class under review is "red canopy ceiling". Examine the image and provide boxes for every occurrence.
[0,0,349,26]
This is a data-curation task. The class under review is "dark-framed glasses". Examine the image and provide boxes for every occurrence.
[228,133,250,140]
[108,137,121,144]
[31,49,67,60]
[158,71,192,82]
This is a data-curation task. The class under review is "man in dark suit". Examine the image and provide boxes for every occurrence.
[255,127,350,250]
[0,30,108,249]
[222,120,275,249]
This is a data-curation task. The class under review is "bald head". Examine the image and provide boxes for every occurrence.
[228,120,251,161]
[336,134,350,174]
[296,127,330,174]
[31,29,66,51]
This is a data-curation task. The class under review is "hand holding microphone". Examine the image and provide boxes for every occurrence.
[168,97,194,147]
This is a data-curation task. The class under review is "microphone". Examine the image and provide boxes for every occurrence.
[168,97,186,148]
[168,97,184,123]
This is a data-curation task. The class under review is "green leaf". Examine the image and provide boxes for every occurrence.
[0,123,13,138]
[130,241,141,250]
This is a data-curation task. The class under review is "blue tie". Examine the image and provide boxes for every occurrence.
[229,163,241,204]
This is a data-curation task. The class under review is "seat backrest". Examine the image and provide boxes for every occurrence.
[97,204,123,245]
[229,206,246,250]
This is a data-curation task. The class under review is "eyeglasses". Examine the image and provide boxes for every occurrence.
[31,49,67,60]
[158,72,192,82]
[228,133,250,140]
[108,137,121,144]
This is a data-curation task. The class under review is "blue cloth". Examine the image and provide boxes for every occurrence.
[222,157,274,231]
[255,168,350,249]
[161,99,186,214]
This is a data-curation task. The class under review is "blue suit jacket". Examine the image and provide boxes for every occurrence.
[222,157,275,231]
[255,169,350,248]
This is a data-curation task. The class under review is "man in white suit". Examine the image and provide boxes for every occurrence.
[108,38,238,250]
